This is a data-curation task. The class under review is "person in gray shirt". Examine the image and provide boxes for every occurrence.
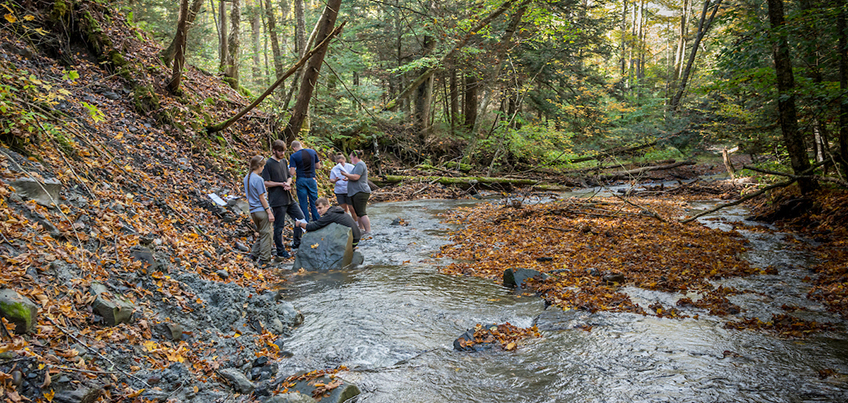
[340,150,371,235]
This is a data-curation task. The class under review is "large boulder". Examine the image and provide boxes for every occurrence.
[287,374,360,403]
[11,177,61,207]
[90,283,135,326]
[503,268,549,294]
[0,289,38,334]
[293,223,358,271]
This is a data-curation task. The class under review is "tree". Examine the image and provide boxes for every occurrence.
[670,0,723,112]
[167,0,190,93]
[766,0,815,194]
[224,0,241,89]
[282,0,343,143]
[161,0,205,68]
[839,0,848,175]
[263,0,284,83]
[219,0,228,73]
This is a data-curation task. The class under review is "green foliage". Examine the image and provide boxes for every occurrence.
[81,102,105,123]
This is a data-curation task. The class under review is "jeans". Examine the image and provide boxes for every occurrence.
[296,177,320,222]
[249,210,272,262]
[271,203,305,255]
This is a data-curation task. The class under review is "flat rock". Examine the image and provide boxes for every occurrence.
[11,177,61,207]
[0,289,38,334]
[503,268,548,294]
[287,374,360,403]
[90,283,134,326]
[453,323,499,352]
[293,223,355,271]
[264,392,314,403]
[130,246,160,271]
[218,368,254,394]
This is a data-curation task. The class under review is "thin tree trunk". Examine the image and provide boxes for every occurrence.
[669,0,722,112]
[621,0,627,77]
[167,0,190,93]
[162,0,204,68]
[282,0,343,143]
[283,0,307,109]
[250,0,262,86]
[839,0,848,175]
[414,34,437,136]
[449,68,458,134]
[219,0,228,72]
[766,0,815,194]
[671,0,690,92]
[463,73,478,133]
[225,0,241,89]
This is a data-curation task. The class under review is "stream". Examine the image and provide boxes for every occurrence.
[275,193,848,402]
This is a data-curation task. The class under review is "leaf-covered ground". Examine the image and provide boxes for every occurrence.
[437,192,845,337]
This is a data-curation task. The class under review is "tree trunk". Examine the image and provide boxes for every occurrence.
[224,0,241,89]
[167,0,190,93]
[670,0,722,112]
[840,0,848,175]
[219,0,228,73]
[414,32,437,136]
[671,0,690,93]
[282,0,343,143]
[162,0,204,68]
[449,68,458,134]
[620,0,627,77]
[282,0,307,109]
[463,73,478,133]
[766,0,815,194]
[250,0,262,86]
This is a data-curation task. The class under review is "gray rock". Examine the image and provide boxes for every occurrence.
[293,223,355,271]
[216,270,229,279]
[130,246,160,271]
[53,385,104,403]
[11,177,61,207]
[162,322,182,341]
[603,273,626,285]
[288,374,360,403]
[503,268,549,294]
[345,251,364,269]
[218,368,254,394]
[454,324,499,352]
[235,242,250,252]
[227,198,250,216]
[264,392,315,403]
[0,289,38,334]
[90,283,134,326]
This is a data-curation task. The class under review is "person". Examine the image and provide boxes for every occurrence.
[244,155,274,265]
[340,150,371,235]
[296,197,361,247]
[262,140,306,258]
[289,140,321,222]
[329,154,358,223]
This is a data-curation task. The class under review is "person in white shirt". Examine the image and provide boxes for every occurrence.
[329,154,358,223]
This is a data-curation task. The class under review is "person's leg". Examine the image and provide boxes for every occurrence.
[344,194,358,223]
[271,205,288,257]
[286,202,305,248]
[306,178,319,221]
[352,193,371,233]
[296,177,310,222]
[360,215,371,233]
[256,211,273,262]
[249,213,261,260]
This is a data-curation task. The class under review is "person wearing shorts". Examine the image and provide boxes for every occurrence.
[329,154,358,223]
[340,150,371,235]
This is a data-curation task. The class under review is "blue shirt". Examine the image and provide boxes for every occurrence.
[243,172,267,213]
[289,149,320,178]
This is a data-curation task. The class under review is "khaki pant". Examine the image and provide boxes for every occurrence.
[250,210,272,262]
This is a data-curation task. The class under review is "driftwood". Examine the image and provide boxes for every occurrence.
[743,165,848,188]
[600,161,695,181]
[569,141,659,164]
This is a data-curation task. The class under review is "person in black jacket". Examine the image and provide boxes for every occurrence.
[295,197,361,247]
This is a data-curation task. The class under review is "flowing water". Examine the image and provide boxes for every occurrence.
[275,194,848,402]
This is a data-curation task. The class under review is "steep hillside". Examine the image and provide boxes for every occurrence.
[0,1,320,401]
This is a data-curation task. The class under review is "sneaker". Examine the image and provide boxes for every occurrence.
[274,255,288,262]
[291,243,300,249]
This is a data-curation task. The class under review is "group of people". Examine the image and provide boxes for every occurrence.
[243,139,371,265]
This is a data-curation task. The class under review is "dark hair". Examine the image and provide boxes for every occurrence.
[272,139,286,152]
[350,150,363,159]
[249,155,264,171]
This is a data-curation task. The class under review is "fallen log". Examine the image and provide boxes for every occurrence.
[372,175,540,190]
[600,161,695,181]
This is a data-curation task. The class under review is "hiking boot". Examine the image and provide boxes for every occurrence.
[274,255,288,262]
[291,243,300,249]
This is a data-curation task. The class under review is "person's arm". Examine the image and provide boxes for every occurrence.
[288,154,297,177]
[329,167,340,183]
[341,164,362,181]
[303,214,330,232]
[314,150,322,171]
[255,178,274,222]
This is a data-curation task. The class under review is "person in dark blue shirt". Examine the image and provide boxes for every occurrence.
[288,140,321,222]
